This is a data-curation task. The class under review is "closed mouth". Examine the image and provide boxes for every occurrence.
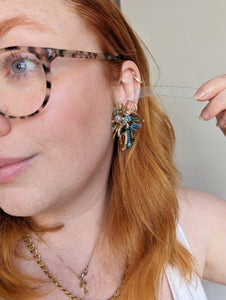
[0,155,37,184]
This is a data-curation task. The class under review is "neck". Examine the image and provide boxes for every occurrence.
[22,185,127,300]
[30,182,109,268]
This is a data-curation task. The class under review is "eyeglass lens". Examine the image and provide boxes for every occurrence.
[0,49,46,117]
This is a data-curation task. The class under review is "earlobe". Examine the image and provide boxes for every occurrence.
[114,61,143,105]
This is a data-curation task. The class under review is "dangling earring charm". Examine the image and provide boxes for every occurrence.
[112,99,144,150]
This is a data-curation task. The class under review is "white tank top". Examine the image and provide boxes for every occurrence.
[165,224,208,300]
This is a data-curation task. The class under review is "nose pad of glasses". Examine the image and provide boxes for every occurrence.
[0,113,11,137]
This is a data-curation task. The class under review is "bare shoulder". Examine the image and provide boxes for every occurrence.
[177,188,225,222]
[176,187,226,281]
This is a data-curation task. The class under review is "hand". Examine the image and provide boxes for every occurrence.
[194,75,226,136]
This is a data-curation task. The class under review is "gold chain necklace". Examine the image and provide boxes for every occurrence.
[36,233,98,296]
[23,234,123,300]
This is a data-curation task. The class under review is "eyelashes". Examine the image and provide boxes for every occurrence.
[0,51,42,81]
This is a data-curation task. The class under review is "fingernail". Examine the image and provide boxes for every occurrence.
[194,90,205,99]
[199,110,210,120]
[216,119,225,127]
[199,115,205,121]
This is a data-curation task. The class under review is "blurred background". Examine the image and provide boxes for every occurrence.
[118,0,226,299]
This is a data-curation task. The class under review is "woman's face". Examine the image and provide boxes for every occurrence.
[0,0,115,217]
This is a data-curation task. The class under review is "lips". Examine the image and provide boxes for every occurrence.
[0,155,36,184]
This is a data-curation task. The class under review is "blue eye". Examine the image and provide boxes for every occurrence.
[11,59,35,74]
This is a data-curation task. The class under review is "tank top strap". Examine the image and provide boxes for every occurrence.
[165,223,208,300]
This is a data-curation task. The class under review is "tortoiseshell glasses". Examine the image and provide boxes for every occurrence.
[0,46,125,119]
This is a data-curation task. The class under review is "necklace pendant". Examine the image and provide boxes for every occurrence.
[80,279,89,296]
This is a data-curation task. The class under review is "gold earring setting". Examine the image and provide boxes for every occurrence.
[112,100,144,150]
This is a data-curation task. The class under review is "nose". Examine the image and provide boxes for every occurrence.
[0,114,11,136]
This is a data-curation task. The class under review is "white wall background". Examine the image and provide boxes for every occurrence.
[121,0,226,299]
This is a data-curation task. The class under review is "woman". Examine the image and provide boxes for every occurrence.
[0,0,225,299]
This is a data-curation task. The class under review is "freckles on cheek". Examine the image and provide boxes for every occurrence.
[47,67,113,149]
[44,101,93,156]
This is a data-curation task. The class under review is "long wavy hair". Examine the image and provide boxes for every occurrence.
[0,0,196,299]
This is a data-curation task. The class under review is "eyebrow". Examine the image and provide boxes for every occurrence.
[0,15,53,39]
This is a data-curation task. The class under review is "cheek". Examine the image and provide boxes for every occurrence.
[32,67,114,169]
[0,67,115,217]
[53,65,113,146]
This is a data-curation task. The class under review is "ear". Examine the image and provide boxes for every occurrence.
[113,61,142,105]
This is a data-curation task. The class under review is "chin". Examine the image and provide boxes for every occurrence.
[0,205,35,218]
[0,194,44,218]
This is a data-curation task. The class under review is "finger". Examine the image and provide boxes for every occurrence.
[216,110,226,128]
[194,74,226,101]
[199,89,226,120]
[221,127,226,136]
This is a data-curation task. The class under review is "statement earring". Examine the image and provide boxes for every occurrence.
[112,99,144,150]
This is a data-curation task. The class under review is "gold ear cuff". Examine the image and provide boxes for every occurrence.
[133,75,144,84]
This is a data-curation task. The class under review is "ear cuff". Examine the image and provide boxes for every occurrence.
[133,75,143,84]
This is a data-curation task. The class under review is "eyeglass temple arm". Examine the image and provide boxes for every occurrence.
[53,49,125,61]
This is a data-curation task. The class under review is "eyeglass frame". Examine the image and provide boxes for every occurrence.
[0,46,126,119]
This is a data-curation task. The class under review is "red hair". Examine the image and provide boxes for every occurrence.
[0,0,196,299]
